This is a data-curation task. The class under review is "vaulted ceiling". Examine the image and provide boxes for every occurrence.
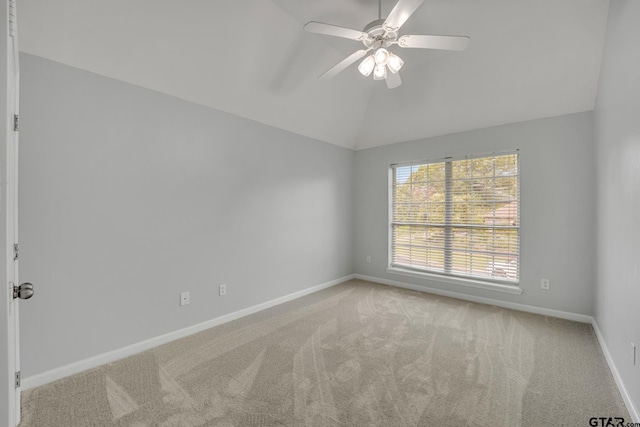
[17,0,610,150]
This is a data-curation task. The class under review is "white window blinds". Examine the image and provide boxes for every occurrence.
[390,152,519,283]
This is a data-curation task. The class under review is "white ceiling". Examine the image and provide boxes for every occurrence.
[17,0,610,150]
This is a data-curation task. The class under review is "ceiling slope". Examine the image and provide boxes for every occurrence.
[18,0,609,150]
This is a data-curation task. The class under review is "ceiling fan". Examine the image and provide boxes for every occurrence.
[304,0,470,89]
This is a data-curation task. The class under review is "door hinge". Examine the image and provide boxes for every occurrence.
[15,371,20,388]
[13,114,19,132]
[13,243,19,261]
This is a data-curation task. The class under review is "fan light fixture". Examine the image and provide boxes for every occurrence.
[304,0,471,89]
[358,55,376,76]
[373,63,387,80]
[387,52,404,73]
[374,47,390,65]
[360,47,403,79]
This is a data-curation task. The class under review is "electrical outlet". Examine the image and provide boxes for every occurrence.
[219,284,227,296]
[541,279,550,290]
[180,291,190,306]
[366,256,371,264]
[633,343,636,366]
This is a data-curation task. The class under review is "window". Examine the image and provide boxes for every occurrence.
[390,152,519,284]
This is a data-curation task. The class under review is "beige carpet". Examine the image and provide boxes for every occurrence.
[20,279,629,426]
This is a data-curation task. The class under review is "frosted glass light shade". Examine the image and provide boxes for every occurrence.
[358,55,376,76]
[373,63,387,80]
[387,52,404,73]
[374,48,390,65]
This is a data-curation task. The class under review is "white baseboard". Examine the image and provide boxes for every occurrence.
[22,274,354,391]
[354,274,593,323]
[591,319,640,423]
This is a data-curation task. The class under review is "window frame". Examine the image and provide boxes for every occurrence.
[387,150,521,293]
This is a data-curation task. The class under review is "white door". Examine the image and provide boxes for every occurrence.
[6,0,22,424]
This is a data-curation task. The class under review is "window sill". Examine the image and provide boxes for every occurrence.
[386,267,523,295]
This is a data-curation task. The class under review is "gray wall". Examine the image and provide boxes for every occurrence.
[354,112,596,315]
[18,54,354,378]
[594,0,640,415]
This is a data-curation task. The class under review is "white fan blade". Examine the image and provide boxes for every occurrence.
[383,0,424,31]
[318,50,369,79]
[398,34,470,51]
[386,70,402,89]
[304,21,368,41]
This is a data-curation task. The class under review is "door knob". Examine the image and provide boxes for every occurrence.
[13,282,34,300]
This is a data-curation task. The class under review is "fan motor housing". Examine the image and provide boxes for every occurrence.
[362,19,398,48]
